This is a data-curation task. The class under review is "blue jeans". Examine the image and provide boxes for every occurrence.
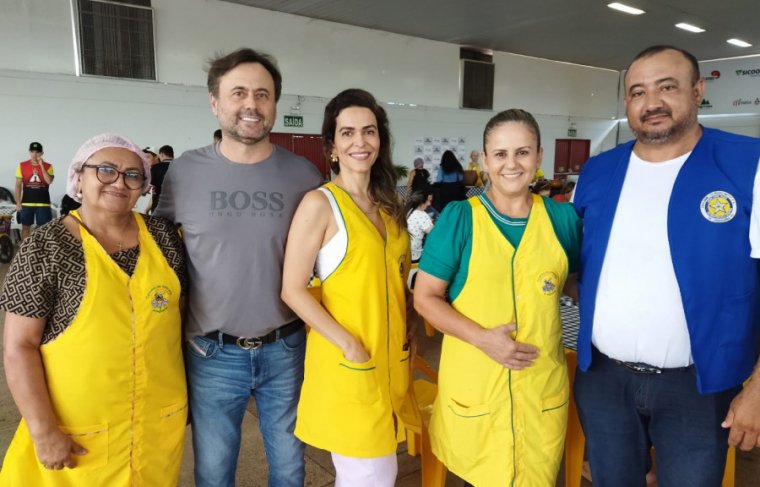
[18,205,52,226]
[574,348,739,487]
[186,328,307,487]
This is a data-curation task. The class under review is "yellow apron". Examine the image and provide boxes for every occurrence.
[0,211,186,486]
[429,195,569,487]
[295,182,411,458]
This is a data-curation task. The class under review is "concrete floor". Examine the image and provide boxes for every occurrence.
[0,261,758,486]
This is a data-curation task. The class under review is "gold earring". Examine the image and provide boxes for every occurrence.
[330,154,338,163]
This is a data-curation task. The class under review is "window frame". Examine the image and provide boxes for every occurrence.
[71,0,158,81]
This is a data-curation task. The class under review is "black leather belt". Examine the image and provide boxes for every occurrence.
[611,360,664,374]
[204,319,304,350]
[594,347,692,375]
[609,357,692,375]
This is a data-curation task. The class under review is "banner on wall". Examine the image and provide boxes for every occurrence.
[697,57,760,115]
[414,135,468,177]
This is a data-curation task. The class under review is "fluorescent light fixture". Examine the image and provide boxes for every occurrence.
[675,23,705,33]
[727,38,752,47]
[607,3,645,15]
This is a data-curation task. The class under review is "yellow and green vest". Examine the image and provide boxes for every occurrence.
[430,195,569,486]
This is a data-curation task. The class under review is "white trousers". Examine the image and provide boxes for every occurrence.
[331,451,398,487]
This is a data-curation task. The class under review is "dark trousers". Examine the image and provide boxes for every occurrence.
[574,348,739,487]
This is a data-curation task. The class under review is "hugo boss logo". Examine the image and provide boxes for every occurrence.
[209,191,284,211]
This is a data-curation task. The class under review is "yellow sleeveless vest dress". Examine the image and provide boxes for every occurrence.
[0,212,187,486]
[429,195,569,486]
[295,183,411,458]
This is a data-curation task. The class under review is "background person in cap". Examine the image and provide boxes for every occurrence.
[0,133,187,485]
[15,142,54,239]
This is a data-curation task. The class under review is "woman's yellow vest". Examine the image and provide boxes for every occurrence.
[0,212,186,486]
[429,195,569,487]
[295,183,411,458]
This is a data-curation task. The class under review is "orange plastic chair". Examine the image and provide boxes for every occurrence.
[400,349,447,487]
[423,318,436,337]
[564,349,736,487]
[723,447,735,487]
[564,350,585,487]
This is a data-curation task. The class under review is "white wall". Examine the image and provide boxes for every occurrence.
[0,69,216,204]
[0,0,75,75]
[0,0,630,203]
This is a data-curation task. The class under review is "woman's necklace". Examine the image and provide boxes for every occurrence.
[78,210,133,253]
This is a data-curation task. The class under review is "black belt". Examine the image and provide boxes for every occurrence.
[609,357,692,375]
[595,347,692,375]
[611,359,664,374]
[204,319,304,350]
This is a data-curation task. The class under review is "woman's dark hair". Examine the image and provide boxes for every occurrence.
[532,179,551,195]
[439,150,464,175]
[410,167,431,192]
[206,48,282,101]
[404,189,431,217]
[322,89,404,227]
[483,108,541,153]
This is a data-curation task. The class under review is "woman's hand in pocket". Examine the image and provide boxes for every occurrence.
[342,337,370,363]
[33,427,88,469]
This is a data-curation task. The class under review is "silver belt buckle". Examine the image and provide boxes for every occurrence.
[622,361,662,374]
[236,336,263,350]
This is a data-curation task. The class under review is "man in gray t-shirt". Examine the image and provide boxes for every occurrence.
[155,48,321,487]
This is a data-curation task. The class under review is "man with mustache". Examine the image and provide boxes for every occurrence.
[572,45,760,486]
[155,48,322,487]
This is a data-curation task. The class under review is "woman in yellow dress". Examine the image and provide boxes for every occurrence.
[0,133,187,486]
[414,109,582,487]
[281,88,410,486]
[466,149,484,187]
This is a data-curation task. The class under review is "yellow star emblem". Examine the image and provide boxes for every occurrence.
[708,197,729,217]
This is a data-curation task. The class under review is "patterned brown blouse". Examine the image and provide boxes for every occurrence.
[0,215,186,344]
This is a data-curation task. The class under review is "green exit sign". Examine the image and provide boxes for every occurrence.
[284,115,304,128]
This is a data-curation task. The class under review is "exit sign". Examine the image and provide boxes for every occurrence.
[284,115,304,128]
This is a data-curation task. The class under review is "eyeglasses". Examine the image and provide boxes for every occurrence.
[81,164,146,190]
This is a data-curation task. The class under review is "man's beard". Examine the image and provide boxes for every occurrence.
[630,106,697,145]
[227,128,270,145]
[223,110,272,146]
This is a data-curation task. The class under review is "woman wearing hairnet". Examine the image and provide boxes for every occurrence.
[0,133,187,486]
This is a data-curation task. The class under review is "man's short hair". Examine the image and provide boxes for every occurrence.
[159,145,174,158]
[213,129,222,142]
[206,48,282,101]
[626,45,701,85]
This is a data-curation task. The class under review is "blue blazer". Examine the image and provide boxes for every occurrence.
[573,127,760,393]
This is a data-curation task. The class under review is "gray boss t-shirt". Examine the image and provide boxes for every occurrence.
[155,143,323,337]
